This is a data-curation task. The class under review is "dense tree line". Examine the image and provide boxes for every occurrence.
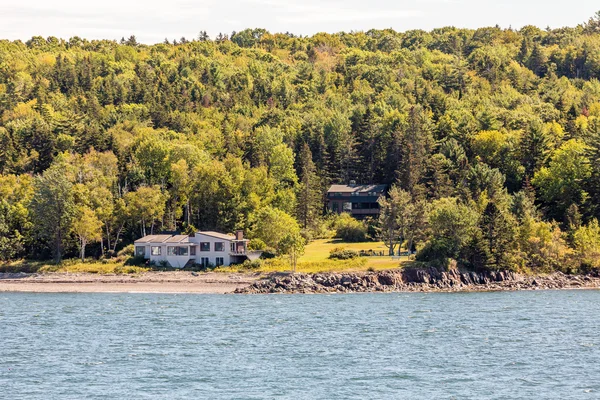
[1,14,600,271]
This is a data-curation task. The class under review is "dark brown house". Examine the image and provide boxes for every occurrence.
[327,182,388,219]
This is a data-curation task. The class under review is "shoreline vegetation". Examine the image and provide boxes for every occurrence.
[1,268,599,294]
[1,237,599,294]
[2,15,600,276]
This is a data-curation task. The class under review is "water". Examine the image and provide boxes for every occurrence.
[1,291,599,399]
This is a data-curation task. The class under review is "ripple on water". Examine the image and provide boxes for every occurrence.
[0,290,599,399]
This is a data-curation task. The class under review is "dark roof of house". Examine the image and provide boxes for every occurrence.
[327,184,388,194]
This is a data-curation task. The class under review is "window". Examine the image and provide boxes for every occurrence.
[230,242,236,252]
[190,246,196,256]
[200,257,209,268]
[151,246,161,256]
[135,246,145,257]
[216,257,224,266]
[167,246,189,256]
[215,242,224,252]
[200,242,210,252]
[343,202,352,211]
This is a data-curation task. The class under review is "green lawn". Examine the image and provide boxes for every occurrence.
[299,239,408,271]
[0,259,148,274]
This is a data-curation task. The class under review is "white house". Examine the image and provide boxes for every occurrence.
[134,231,259,268]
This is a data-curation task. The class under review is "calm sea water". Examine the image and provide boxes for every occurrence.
[1,291,599,399]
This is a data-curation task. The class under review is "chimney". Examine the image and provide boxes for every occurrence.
[236,230,243,240]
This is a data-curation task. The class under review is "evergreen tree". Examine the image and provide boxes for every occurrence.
[296,143,322,230]
[29,159,75,262]
[479,202,514,268]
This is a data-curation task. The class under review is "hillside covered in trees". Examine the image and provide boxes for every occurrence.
[1,13,600,272]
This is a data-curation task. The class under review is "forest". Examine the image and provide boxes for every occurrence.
[1,12,600,273]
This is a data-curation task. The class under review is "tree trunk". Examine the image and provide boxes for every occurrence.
[113,224,125,253]
[80,239,86,262]
[186,200,191,225]
[55,229,62,264]
[105,223,112,254]
[387,228,396,256]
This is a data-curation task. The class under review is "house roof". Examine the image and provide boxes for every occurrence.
[164,235,190,243]
[327,184,388,194]
[134,235,171,244]
[135,231,247,244]
[197,231,237,241]
[134,234,190,244]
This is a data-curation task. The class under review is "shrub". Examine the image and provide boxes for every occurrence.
[311,216,337,239]
[117,244,134,258]
[239,259,262,270]
[329,247,359,260]
[573,219,600,271]
[125,255,147,266]
[248,238,267,251]
[334,213,368,242]
[260,250,277,259]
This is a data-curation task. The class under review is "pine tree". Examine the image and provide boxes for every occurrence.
[461,228,491,270]
[521,120,551,179]
[480,202,514,268]
[527,44,546,76]
[29,160,75,262]
[296,143,322,230]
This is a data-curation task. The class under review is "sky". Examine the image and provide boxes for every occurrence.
[0,0,598,44]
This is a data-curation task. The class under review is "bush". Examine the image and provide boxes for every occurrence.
[239,259,262,270]
[248,238,267,251]
[261,250,277,259]
[311,217,337,239]
[416,239,453,263]
[117,244,134,258]
[334,213,368,242]
[329,247,359,260]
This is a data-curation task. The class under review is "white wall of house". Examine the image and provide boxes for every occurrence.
[135,232,240,268]
[189,233,232,267]
[136,243,192,268]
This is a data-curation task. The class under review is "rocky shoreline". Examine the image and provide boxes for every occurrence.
[235,268,600,294]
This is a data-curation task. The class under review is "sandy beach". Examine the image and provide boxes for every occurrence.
[0,272,258,294]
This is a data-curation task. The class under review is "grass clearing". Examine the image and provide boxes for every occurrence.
[300,239,389,262]
[1,259,148,274]
[300,239,408,271]
[221,239,409,274]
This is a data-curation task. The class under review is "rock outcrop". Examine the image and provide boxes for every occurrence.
[235,268,600,294]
